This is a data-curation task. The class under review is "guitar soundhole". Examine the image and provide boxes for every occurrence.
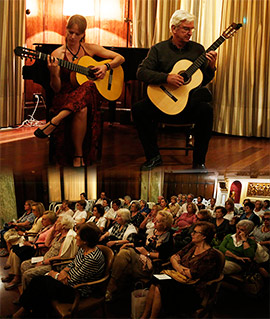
[179,71,190,85]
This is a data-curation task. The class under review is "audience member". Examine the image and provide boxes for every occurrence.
[95,192,106,205]
[173,209,211,252]
[254,200,264,218]
[123,195,132,210]
[130,202,145,229]
[173,202,197,233]
[156,196,164,205]
[177,193,183,205]
[179,194,187,206]
[139,205,161,235]
[219,220,256,275]
[87,204,106,232]
[160,198,170,212]
[139,200,151,216]
[4,202,45,254]
[211,206,231,248]
[238,198,251,215]
[104,199,121,228]
[169,196,181,217]
[2,211,57,290]
[80,192,90,212]
[105,211,173,301]
[196,195,205,210]
[102,197,111,212]
[56,200,74,217]
[99,209,137,250]
[73,200,87,225]
[21,215,77,290]
[207,198,216,216]
[224,199,236,221]
[250,212,270,252]
[141,222,219,318]
[239,202,260,227]
[13,223,105,318]
[0,200,35,256]
[262,200,270,212]
[179,194,198,215]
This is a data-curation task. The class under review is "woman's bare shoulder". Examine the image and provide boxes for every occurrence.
[51,45,66,58]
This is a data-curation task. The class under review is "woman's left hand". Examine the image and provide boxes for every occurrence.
[135,246,148,256]
[92,65,107,79]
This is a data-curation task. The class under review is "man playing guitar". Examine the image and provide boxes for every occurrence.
[132,9,217,171]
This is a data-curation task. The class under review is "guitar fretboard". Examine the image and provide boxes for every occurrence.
[184,35,226,78]
[37,51,92,77]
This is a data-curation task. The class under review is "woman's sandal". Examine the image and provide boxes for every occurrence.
[73,156,85,168]
[34,120,58,139]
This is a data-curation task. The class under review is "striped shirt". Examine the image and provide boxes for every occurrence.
[67,247,105,296]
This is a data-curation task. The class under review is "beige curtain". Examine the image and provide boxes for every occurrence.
[132,0,222,47]
[132,0,269,138]
[213,0,270,137]
[0,0,25,128]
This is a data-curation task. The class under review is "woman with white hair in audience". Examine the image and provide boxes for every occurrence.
[20,214,78,290]
[219,220,257,275]
[99,208,137,250]
[139,199,151,216]
[250,212,270,252]
[105,211,173,301]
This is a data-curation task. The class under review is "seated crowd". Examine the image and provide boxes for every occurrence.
[0,193,269,318]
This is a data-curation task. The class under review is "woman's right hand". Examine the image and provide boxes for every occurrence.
[58,270,70,284]
[237,256,251,263]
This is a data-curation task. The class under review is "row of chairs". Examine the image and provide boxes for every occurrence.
[49,245,225,319]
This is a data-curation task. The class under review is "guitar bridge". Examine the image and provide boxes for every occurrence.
[160,86,178,102]
[107,69,113,90]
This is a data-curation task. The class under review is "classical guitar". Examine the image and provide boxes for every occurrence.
[14,46,124,101]
[147,23,242,115]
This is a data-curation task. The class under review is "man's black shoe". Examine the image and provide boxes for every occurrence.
[192,163,208,173]
[141,155,163,171]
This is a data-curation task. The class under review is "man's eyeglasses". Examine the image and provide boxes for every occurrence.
[180,26,195,33]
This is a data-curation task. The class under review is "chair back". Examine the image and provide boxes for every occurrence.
[213,248,225,276]
[96,245,114,291]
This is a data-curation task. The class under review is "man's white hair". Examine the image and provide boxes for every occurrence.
[169,9,195,29]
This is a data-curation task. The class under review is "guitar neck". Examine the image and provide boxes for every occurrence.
[185,35,226,78]
[36,51,91,76]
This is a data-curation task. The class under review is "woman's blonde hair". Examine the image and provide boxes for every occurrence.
[157,211,173,229]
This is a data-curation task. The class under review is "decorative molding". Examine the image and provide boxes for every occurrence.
[247,183,270,197]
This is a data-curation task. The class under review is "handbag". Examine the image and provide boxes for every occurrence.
[131,285,149,319]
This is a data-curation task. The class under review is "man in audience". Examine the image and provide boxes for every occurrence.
[179,193,198,215]
[95,192,106,205]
